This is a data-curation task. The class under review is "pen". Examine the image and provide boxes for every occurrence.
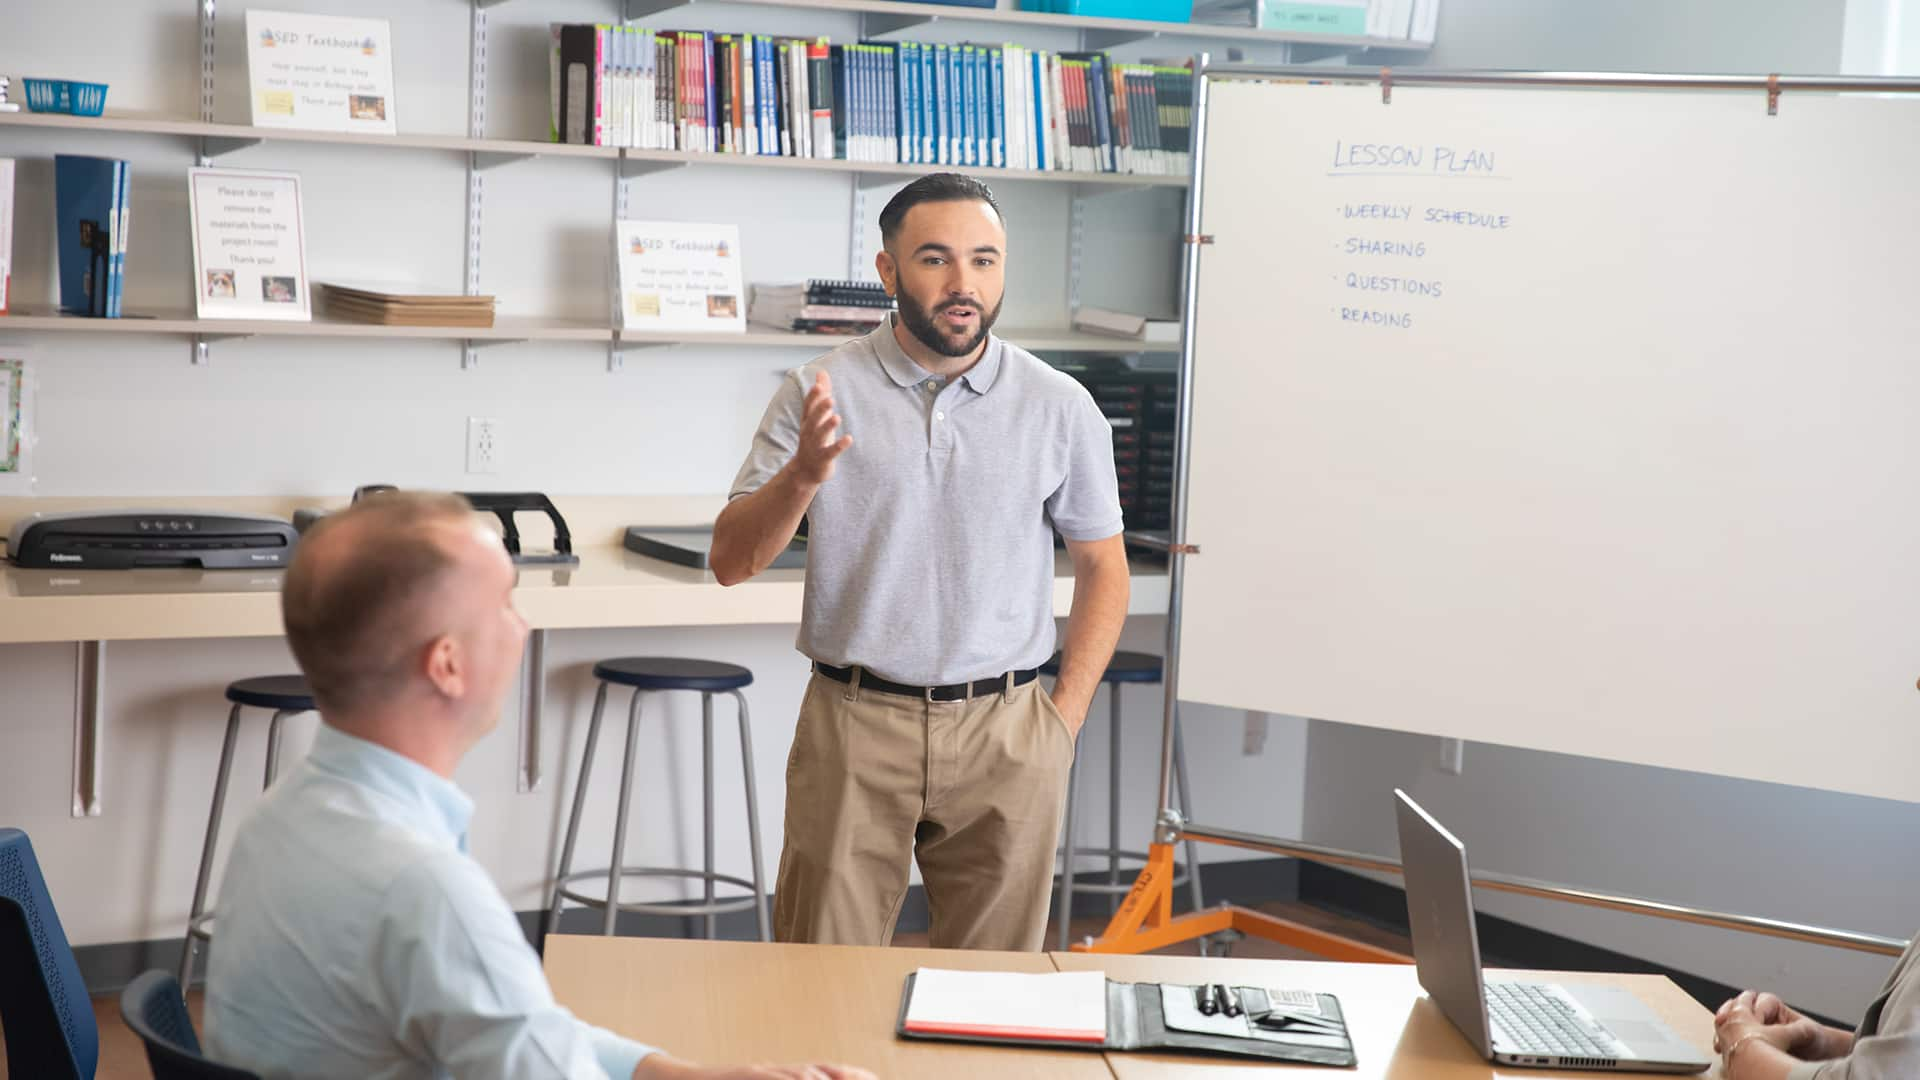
[1196,983,1218,1016]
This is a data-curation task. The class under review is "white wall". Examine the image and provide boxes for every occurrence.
[1288,0,1915,1026]
[0,0,1303,949]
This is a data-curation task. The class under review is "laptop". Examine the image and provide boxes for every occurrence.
[1393,790,1713,1073]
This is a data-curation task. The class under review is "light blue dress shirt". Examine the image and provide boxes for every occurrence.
[203,722,657,1080]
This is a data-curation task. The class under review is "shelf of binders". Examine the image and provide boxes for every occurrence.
[0,309,1175,353]
[620,0,1432,52]
[0,110,1189,189]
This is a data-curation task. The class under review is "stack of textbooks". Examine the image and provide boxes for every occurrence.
[54,155,131,319]
[549,25,1193,176]
[319,282,496,328]
[749,279,893,334]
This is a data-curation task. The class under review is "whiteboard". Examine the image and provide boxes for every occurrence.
[1178,75,1920,804]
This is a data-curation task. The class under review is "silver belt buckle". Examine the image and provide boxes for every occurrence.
[924,684,939,704]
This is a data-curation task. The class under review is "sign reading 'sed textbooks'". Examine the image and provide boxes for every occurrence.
[187,168,311,322]
[245,10,397,135]
[614,222,746,334]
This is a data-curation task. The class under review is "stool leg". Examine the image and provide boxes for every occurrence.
[1057,737,1082,952]
[1107,681,1122,916]
[604,688,647,936]
[181,705,243,988]
[702,692,716,941]
[730,689,770,942]
[1173,706,1204,912]
[547,682,608,940]
[263,709,293,788]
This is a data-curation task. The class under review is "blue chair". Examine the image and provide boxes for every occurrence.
[119,969,259,1079]
[0,827,99,1080]
[1044,651,1204,951]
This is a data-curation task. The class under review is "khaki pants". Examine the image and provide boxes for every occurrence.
[773,670,1074,950]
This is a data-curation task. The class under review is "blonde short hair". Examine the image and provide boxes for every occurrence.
[281,491,477,714]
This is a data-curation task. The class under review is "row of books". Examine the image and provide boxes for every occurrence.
[549,25,1194,176]
[54,155,131,318]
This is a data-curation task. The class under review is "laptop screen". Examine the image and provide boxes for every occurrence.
[1394,789,1495,1056]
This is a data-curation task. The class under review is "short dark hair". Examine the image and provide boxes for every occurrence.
[878,173,1003,246]
[282,490,476,714]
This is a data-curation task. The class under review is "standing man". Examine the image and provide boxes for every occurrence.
[710,173,1131,951]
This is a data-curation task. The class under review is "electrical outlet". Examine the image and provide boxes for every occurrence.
[466,417,500,474]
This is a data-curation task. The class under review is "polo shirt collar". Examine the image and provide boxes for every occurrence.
[870,315,1003,395]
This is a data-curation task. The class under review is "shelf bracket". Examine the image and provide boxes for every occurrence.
[473,149,537,170]
[72,641,105,817]
[848,183,868,282]
[201,135,263,159]
[459,337,526,370]
[623,0,693,21]
[620,153,691,180]
[860,11,939,37]
[1080,26,1162,50]
[1068,193,1087,313]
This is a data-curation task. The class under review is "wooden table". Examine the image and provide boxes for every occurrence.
[544,935,1722,1079]
[543,936,1113,1080]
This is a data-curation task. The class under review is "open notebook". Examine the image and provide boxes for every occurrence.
[896,969,1356,1066]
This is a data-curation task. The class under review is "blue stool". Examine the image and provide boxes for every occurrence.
[179,675,314,988]
[0,828,99,1080]
[1045,651,1203,951]
[546,658,769,942]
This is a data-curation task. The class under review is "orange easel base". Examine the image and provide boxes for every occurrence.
[1069,841,1412,964]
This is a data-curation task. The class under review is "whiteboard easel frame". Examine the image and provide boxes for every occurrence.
[1091,60,1920,961]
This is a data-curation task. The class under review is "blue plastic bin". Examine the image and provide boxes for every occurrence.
[1019,0,1192,19]
[23,79,110,117]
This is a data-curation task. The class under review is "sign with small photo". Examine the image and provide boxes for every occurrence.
[614,221,746,334]
[245,10,397,136]
[187,168,311,322]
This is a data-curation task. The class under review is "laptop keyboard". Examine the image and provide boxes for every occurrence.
[1486,981,1616,1058]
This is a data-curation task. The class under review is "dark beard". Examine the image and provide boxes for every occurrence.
[895,289,1003,358]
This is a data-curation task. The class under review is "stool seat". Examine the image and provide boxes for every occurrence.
[224,675,316,712]
[1039,650,1163,684]
[591,657,754,692]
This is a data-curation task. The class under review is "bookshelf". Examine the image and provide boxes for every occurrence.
[0,111,1186,189]
[0,309,1174,354]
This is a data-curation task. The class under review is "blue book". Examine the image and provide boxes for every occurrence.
[54,155,121,318]
[884,46,900,163]
[989,47,1005,169]
[108,160,127,318]
[973,46,989,167]
[933,44,950,165]
[1031,50,1048,170]
[756,34,771,153]
[952,47,968,166]
[855,45,870,163]
[965,47,981,167]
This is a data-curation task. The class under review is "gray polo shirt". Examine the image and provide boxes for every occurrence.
[729,318,1124,686]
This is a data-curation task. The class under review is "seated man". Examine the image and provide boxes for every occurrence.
[204,491,871,1080]
[1712,932,1917,1079]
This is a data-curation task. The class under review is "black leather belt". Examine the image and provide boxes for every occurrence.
[812,662,1039,703]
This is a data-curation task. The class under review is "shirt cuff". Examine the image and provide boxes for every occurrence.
[591,1027,659,1080]
[1055,518,1126,543]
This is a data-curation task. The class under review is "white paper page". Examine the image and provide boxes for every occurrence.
[904,968,1107,1043]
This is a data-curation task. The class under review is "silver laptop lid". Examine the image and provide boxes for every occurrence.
[1394,788,1495,1057]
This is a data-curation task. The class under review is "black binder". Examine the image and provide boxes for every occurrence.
[895,972,1357,1067]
